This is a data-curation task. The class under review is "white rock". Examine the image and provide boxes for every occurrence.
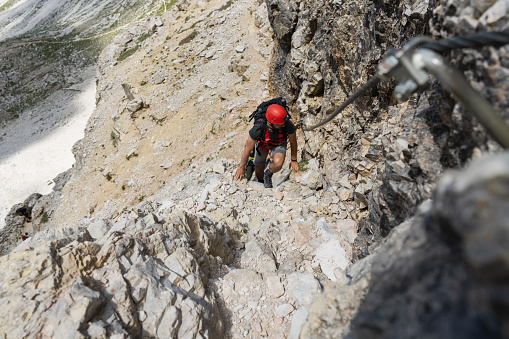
[301,170,323,190]
[275,303,295,317]
[153,140,172,153]
[212,162,226,174]
[241,240,277,272]
[266,275,285,298]
[287,272,321,307]
[87,219,111,239]
[289,309,309,339]
[315,239,350,281]
[480,0,509,25]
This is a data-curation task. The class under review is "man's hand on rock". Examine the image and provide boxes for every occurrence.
[290,160,299,174]
[234,166,245,181]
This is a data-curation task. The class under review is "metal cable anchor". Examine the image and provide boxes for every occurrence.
[377,37,509,149]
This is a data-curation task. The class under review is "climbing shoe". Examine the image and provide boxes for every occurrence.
[264,161,273,188]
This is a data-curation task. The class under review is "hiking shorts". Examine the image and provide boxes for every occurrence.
[254,143,287,166]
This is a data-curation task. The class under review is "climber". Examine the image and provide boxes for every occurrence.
[16,206,32,223]
[234,100,299,188]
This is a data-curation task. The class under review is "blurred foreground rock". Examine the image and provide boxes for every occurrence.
[302,153,509,338]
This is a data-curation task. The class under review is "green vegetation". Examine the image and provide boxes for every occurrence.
[117,45,140,62]
[122,185,126,191]
[0,0,18,13]
[219,143,232,152]
[111,131,118,147]
[299,160,309,172]
[156,0,178,15]
[238,115,249,125]
[139,195,145,202]
[41,212,49,223]
[138,32,152,43]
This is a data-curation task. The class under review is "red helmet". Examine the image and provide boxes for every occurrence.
[266,104,287,124]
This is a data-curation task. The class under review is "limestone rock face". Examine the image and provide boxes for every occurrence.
[265,0,509,258]
[0,209,227,338]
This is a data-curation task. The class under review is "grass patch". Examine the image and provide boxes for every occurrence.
[138,32,152,43]
[299,160,309,172]
[111,131,118,147]
[156,0,178,15]
[41,212,49,223]
[0,0,18,13]
[117,45,140,62]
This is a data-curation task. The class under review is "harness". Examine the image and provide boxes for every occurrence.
[256,125,287,153]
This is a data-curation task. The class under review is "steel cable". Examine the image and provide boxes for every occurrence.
[300,30,509,131]
[420,30,509,53]
[302,75,380,131]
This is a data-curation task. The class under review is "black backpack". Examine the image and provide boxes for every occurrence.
[248,97,291,125]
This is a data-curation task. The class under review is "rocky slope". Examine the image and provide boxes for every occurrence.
[0,0,163,121]
[4,156,359,338]
[1,0,509,338]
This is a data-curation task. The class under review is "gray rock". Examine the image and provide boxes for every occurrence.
[176,0,190,11]
[300,170,323,190]
[153,140,172,153]
[434,153,509,284]
[254,2,269,28]
[306,154,509,338]
[156,306,181,337]
[289,309,309,339]
[87,219,111,239]
[126,98,144,113]
[287,272,322,307]
[241,240,277,272]
[266,275,285,298]
[152,71,167,85]
[53,169,72,191]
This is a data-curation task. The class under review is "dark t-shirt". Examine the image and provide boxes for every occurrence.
[249,120,296,143]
